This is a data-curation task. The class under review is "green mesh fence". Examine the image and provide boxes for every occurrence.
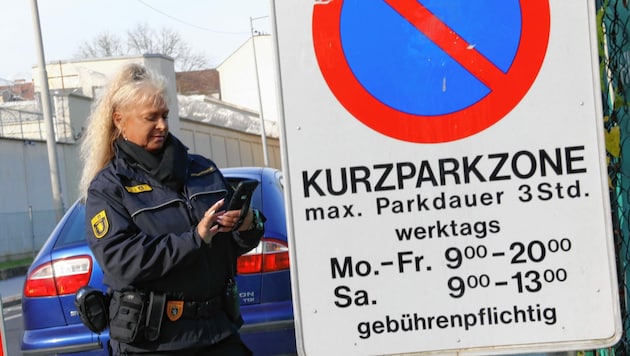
[596,0,630,354]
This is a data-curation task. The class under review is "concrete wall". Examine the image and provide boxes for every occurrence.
[179,118,281,170]
[0,138,75,259]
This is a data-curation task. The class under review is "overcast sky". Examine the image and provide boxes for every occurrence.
[0,0,271,81]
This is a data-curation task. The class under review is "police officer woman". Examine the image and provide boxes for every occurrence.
[79,63,264,355]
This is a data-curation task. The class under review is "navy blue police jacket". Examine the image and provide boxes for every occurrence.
[85,147,262,352]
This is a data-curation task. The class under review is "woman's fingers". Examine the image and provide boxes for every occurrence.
[211,198,225,211]
[201,200,248,234]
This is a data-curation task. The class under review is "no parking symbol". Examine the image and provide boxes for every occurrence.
[313,0,550,143]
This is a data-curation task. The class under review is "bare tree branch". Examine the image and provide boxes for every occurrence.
[75,24,209,71]
[127,23,156,54]
[74,32,125,58]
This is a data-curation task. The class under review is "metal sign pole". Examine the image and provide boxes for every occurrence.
[29,0,65,221]
[250,16,270,167]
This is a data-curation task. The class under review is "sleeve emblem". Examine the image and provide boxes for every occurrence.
[91,210,109,239]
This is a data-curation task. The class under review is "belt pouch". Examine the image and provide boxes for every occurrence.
[145,292,166,341]
[109,291,146,344]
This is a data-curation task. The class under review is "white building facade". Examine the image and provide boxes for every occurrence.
[218,35,280,123]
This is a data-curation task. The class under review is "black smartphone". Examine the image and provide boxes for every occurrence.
[226,179,258,230]
[227,179,258,210]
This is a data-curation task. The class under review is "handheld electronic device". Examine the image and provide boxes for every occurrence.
[227,179,258,212]
[226,179,259,230]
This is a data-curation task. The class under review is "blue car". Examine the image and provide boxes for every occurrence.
[21,167,296,356]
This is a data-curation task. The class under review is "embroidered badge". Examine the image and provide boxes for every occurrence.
[166,301,184,321]
[91,210,109,239]
[124,184,153,193]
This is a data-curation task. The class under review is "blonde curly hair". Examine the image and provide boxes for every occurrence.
[79,63,167,198]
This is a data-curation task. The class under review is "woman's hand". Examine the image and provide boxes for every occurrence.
[196,199,226,244]
[196,200,255,244]
[218,208,254,232]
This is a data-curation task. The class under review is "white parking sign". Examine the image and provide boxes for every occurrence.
[271,0,622,355]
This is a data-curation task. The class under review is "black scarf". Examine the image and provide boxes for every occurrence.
[115,135,188,192]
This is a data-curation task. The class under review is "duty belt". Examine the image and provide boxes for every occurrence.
[166,295,223,321]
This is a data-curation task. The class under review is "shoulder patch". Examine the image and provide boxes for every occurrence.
[91,210,109,239]
[125,184,153,193]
